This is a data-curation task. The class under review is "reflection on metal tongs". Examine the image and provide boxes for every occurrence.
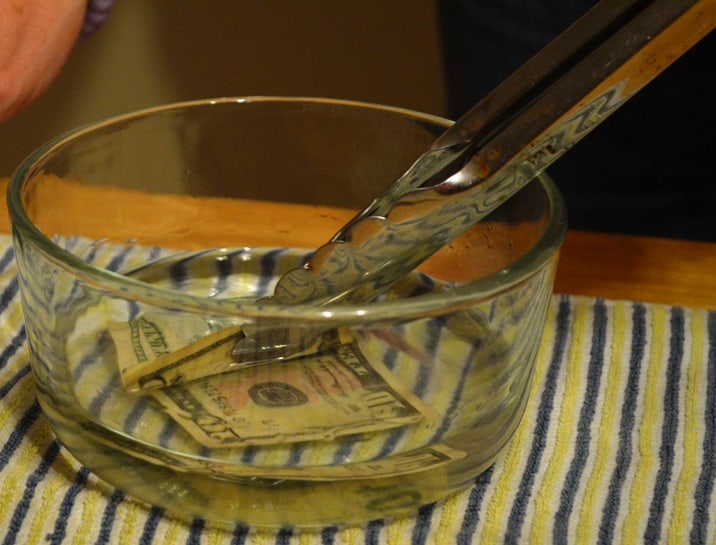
[232,0,715,363]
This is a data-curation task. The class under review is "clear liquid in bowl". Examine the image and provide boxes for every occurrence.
[33,245,543,527]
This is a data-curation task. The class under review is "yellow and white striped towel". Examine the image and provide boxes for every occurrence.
[0,235,714,544]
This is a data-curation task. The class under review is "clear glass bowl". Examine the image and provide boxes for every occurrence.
[8,97,566,528]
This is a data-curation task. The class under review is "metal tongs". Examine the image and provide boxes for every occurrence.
[233,0,714,361]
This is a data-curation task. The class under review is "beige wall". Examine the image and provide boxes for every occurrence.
[0,0,447,175]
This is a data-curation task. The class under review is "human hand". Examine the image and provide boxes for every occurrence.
[0,0,86,121]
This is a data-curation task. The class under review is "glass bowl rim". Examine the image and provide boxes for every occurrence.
[7,96,567,322]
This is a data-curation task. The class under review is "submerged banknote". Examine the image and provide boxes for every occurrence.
[149,340,439,448]
[109,312,347,391]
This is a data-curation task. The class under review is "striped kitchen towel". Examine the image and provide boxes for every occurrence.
[0,237,714,544]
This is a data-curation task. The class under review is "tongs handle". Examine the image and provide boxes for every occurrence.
[361,0,715,222]
[433,0,714,185]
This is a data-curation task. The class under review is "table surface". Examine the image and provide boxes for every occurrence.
[555,229,716,310]
[2,178,714,310]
